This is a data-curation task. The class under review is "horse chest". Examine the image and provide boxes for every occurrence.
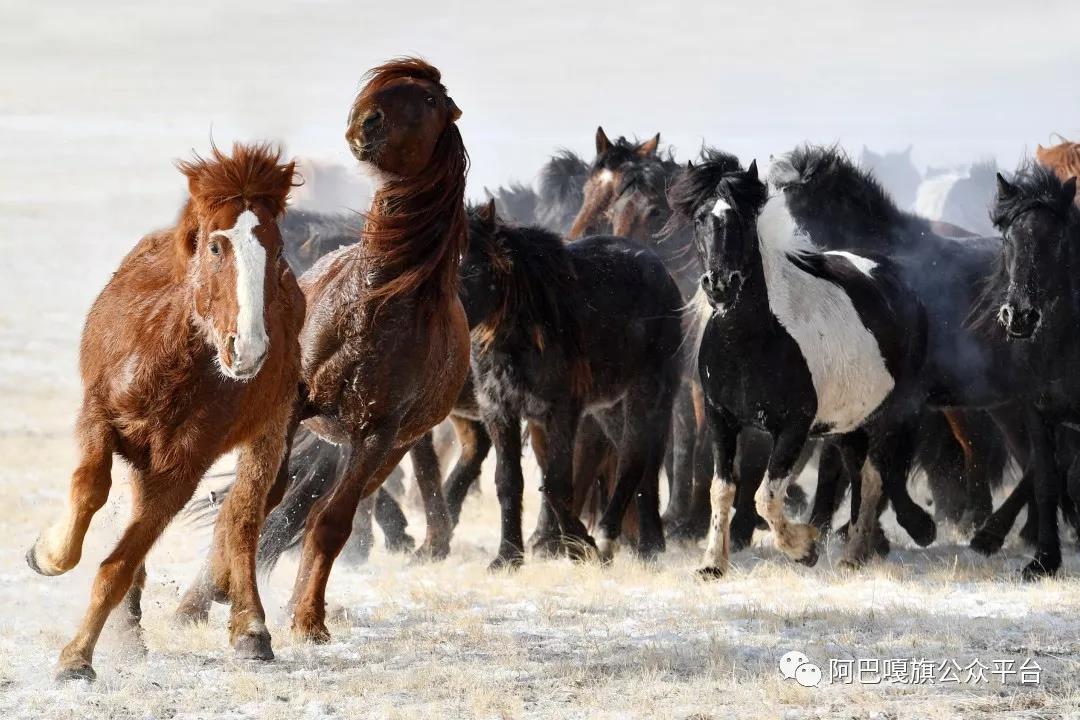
[760,254,896,434]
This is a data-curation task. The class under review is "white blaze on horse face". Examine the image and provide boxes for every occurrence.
[596,169,615,187]
[711,197,732,217]
[757,196,895,434]
[210,210,268,377]
[825,250,878,277]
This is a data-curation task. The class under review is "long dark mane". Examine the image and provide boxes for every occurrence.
[354,58,469,312]
[663,147,744,232]
[971,162,1080,336]
[466,206,591,396]
[769,144,928,247]
[537,149,589,232]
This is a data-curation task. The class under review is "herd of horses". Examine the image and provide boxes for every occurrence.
[24,57,1080,682]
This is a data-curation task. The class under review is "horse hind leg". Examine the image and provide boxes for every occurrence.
[28,410,114,577]
[410,432,453,562]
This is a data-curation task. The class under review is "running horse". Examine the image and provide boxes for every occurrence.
[178,58,469,643]
[27,143,304,681]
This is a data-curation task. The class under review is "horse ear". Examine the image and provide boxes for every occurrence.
[1061,177,1077,207]
[637,133,660,158]
[747,159,758,180]
[595,126,611,155]
[686,160,694,170]
[446,96,462,122]
[996,173,1016,199]
[479,197,498,228]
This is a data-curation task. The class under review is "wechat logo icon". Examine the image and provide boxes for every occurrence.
[779,650,822,688]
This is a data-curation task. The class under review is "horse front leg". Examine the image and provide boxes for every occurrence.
[699,404,740,578]
[27,407,114,576]
[484,413,527,571]
[55,468,199,681]
[1023,406,1062,580]
[753,420,819,566]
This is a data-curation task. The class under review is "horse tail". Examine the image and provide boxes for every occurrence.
[255,427,351,572]
[914,410,1011,519]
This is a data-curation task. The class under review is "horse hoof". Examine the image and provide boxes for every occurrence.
[903,513,937,547]
[291,622,332,645]
[1021,555,1060,582]
[873,530,892,559]
[487,554,523,573]
[411,540,450,564]
[697,566,725,581]
[634,540,665,562]
[969,528,1004,556]
[795,544,819,568]
[234,632,275,661]
[56,663,96,683]
[529,534,563,558]
[384,532,416,555]
[26,541,64,577]
[173,600,210,626]
[837,557,862,571]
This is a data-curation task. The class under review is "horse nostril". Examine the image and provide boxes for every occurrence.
[226,334,238,364]
[999,304,1013,327]
[1027,308,1042,328]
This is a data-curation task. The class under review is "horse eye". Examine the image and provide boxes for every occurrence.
[209,241,221,256]
[425,96,437,106]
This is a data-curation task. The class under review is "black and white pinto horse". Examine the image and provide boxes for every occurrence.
[679,160,928,574]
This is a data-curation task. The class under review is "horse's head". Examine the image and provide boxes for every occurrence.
[346,57,462,178]
[668,154,762,311]
[991,165,1078,339]
[176,143,296,380]
[460,199,509,333]
[567,127,660,239]
[860,145,921,208]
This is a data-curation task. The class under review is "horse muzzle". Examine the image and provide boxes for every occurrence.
[220,334,269,381]
[998,301,1041,340]
[701,270,743,310]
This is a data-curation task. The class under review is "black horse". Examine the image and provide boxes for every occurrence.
[973,164,1080,576]
[462,200,684,568]
[673,159,929,573]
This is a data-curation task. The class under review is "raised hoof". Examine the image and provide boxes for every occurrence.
[487,554,524,573]
[56,663,96,683]
[901,511,937,547]
[384,532,416,555]
[234,632,275,661]
[697,566,725,581]
[795,543,819,567]
[291,621,332,644]
[26,541,65,577]
[1021,555,1060,582]
[970,527,1005,556]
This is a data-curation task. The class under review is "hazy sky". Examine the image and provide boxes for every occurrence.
[4,0,1080,199]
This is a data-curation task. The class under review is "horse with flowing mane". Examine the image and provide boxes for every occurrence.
[1037,137,1080,205]
[179,58,470,643]
[27,143,304,681]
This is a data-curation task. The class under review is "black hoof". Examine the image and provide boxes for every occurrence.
[729,519,756,553]
[901,511,937,547]
[384,532,416,555]
[697,566,725,581]
[25,546,45,575]
[970,527,1005,556]
[487,554,523,573]
[234,632,274,661]
[1021,555,1060,582]
[528,533,564,558]
[873,528,891,559]
[56,664,96,683]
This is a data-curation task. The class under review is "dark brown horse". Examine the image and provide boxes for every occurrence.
[27,143,303,681]
[197,58,469,644]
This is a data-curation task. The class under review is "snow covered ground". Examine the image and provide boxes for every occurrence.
[4,3,1080,718]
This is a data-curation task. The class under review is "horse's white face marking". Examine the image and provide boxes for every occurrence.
[825,250,878,277]
[210,210,267,378]
[711,197,732,217]
[757,196,895,434]
[596,169,615,187]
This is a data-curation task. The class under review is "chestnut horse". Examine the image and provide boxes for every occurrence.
[27,143,303,681]
[1037,137,1080,206]
[178,58,468,643]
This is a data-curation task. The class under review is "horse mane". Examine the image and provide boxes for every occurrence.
[539,149,589,205]
[466,206,592,397]
[971,161,1080,336]
[486,182,539,225]
[172,142,296,273]
[354,58,469,313]
[662,147,743,234]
